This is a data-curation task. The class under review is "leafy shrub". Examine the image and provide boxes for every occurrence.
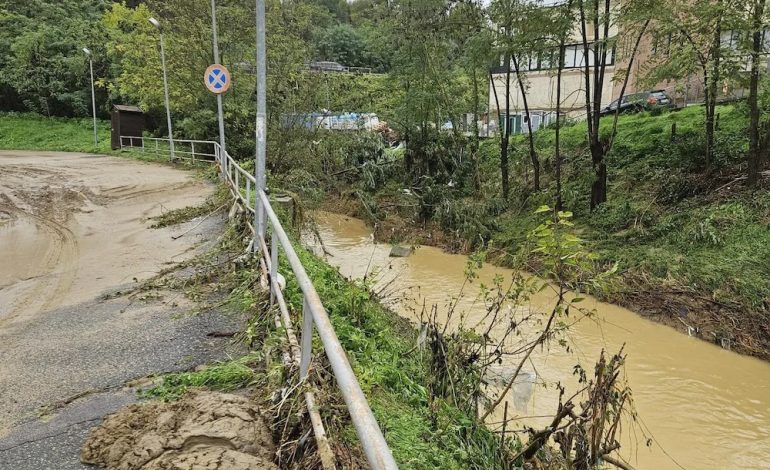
[435,196,504,246]
[589,200,636,232]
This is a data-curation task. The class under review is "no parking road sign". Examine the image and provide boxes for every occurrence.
[204,64,231,94]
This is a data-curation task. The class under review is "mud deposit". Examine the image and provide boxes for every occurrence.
[0,150,211,325]
[81,391,277,470]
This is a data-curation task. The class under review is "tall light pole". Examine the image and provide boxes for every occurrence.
[82,47,98,147]
[149,17,175,160]
[254,0,267,245]
[211,0,226,156]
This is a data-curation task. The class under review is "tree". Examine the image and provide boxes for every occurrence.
[553,0,576,211]
[316,24,369,67]
[0,0,109,117]
[450,0,493,193]
[490,51,513,198]
[488,0,518,198]
[646,0,740,173]
[506,2,555,193]
[391,0,470,181]
[103,0,331,158]
[573,0,654,209]
[743,0,769,185]
[576,0,616,209]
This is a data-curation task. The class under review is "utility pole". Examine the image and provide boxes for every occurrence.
[149,17,175,161]
[82,48,98,147]
[211,0,226,156]
[254,0,267,247]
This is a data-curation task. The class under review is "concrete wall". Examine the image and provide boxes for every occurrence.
[489,66,618,119]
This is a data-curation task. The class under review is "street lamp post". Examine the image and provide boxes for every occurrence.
[82,47,98,147]
[254,0,267,245]
[211,0,226,159]
[149,17,175,161]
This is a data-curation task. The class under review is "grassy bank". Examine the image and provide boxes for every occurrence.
[0,112,113,153]
[139,199,525,469]
[294,104,770,359]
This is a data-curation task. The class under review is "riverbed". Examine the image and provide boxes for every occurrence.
[308,211,770,470]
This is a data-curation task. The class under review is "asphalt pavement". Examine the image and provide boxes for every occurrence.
[0,214,245,469]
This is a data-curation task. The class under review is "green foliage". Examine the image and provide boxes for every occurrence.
[315,24,369,67]
[141,355,258,401]
[0,112,111,152]
[0,0,109,117]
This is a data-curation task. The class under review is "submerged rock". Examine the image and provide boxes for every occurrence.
[389,245,413,258]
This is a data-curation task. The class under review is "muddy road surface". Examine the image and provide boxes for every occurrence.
[0,151,242,469]
[0,151,211,325]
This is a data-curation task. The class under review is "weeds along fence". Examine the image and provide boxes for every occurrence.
[120,135,399,470]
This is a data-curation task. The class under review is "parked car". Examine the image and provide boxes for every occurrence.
[600,90,675,116]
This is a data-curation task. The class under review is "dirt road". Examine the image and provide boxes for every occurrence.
[0,151,243,468]
[0,151,209,325]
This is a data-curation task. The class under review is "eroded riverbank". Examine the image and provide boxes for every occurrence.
[308,211,770,470]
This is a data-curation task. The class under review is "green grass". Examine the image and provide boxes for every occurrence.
[141,354,259,402]
[498,105,770,311]
[0,112,113,153]
[311,103,768,357]
[280,242,516,469]
[0,111,221,171]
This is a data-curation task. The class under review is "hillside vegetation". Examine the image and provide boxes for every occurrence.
[0,112,111,153]
[299,104,770,359]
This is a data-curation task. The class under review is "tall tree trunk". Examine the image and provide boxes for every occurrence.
[580,0,609,209]
[555,41,565,211]
[511,54,540,191]
[705,1,723,173]
[471,65,481,192]
[501,51,512,199]
[748,0,766,185]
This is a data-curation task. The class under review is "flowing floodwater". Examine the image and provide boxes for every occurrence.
[307,211,770,470]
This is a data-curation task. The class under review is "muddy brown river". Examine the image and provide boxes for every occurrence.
[308,211,770,470]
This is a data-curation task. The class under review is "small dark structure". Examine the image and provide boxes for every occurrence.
[111,105,145,150]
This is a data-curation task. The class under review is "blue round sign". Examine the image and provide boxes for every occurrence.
[204,64,230,94]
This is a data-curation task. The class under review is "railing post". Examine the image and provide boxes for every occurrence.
[300,296,312,380]
[141,137,145,153]
[246,178,251,211]
[191,141,195,163]
[155,139,159,157]
[270,227,278,305]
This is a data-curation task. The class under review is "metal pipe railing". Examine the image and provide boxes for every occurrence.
[216,141,397,469]
[257,189,397,470]
[126,136,397,469]
[119,136,218,162]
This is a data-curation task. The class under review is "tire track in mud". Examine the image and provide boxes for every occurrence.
[0,205,80,321]
[0,151,210,326]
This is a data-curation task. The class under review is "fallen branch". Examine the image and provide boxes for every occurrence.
[511,402,575,462]
[171,202,228,240]
[602,454,636,470]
